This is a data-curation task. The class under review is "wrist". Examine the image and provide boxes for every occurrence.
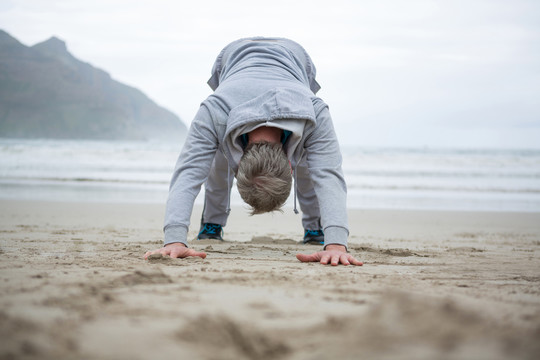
[325,244,347,252]
[165,242,187,248]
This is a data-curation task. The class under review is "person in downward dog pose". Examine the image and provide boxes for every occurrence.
[144,37,362,266]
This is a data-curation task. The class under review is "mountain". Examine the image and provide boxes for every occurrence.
[0,30,187,141]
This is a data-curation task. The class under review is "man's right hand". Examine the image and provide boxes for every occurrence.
[143,243,207,260]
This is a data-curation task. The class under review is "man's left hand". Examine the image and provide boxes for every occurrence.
[296,244,363,266]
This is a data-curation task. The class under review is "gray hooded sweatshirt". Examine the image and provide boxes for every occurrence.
[164,38,348,248]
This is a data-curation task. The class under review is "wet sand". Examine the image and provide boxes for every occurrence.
[1,199,539,359]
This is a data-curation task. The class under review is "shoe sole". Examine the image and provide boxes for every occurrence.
[197,235,223,241]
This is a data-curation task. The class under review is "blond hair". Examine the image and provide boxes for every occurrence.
[236,142,292,215]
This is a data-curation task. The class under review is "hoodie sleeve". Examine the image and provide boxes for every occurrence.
[304,105,349,249]
[163,104,219,246]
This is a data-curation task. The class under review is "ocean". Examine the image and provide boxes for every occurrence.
[1,139,539,212]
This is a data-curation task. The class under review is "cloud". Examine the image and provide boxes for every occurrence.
[1,0,539,148]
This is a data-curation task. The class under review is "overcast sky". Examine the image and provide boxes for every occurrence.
[1,0,539,148]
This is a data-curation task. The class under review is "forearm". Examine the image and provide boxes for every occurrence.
[164,169,209,246]
[309,167,349,249]
[163,105,218,246]
[305,106,349,249]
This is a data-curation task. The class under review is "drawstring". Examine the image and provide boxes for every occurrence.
[226,166,232,214]
[293,167,299,214]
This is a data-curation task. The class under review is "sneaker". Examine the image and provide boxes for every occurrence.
[303,229,324,245]
[197,223,224,240]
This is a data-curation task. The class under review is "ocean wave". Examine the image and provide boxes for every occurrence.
[2,139,540,210]
[346,183,540,194]
[0,177,169,185]
[343,169,540,179]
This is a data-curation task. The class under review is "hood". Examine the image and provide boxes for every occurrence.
[222,86,317,173]
[208,38,320,94]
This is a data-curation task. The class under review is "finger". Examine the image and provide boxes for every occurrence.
[190,250,207,259]
[330,254,340,266]
[144,249,160,260]
[340,254,350,266]
[348,255,364,266]
[320,254,331,265]
[296,253,318,262]
[159,248,171,257]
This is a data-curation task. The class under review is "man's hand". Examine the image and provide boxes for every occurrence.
[296,244,363,266]
[143,243,207,260]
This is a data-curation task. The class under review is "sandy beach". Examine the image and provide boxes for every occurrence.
[0,199,539,359]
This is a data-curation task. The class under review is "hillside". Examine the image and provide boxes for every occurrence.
[0,30,187,141]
